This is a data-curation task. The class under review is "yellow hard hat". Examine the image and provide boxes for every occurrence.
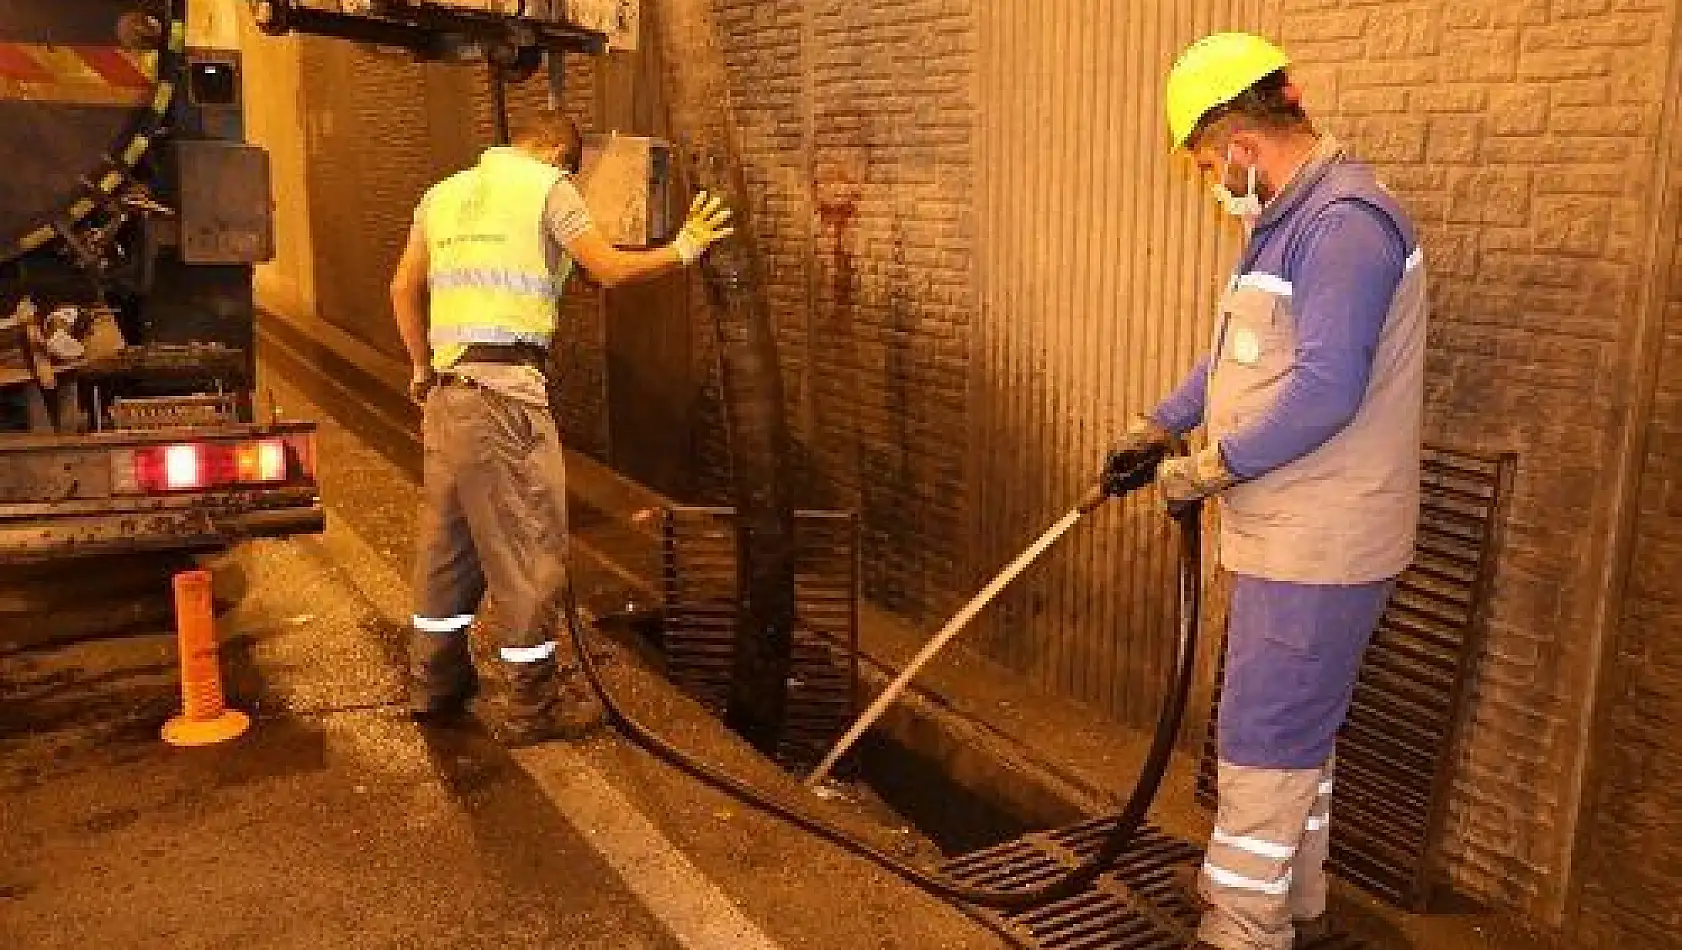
[1165,32,1291,150]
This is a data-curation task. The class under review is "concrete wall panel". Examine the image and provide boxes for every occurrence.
[968,0,1274,727]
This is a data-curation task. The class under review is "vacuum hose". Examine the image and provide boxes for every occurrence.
[560,457,1202,937]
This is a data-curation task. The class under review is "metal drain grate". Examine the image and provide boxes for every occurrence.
[660,506,860,768]
[944,820,1363,949]
[1196,444,1517,910]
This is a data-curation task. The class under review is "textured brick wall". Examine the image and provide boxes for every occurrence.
[697,3,1682,922]
[1280,0,1679,920]
[297,40,446,359]
[966,0,1271,726]
[1573,115,1682,945]
[701,0,976,620]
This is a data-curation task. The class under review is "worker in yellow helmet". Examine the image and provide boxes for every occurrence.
[1100,32,1428,950]
[389,112,733,746]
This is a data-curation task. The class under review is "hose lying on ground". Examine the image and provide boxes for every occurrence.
[560,466,1203,939]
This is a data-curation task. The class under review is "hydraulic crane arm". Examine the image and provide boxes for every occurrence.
[247,0,628,80]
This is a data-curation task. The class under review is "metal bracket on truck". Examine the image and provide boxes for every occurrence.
[249,1,638,74]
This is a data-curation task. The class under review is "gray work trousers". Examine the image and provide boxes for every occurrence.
[409,379,570,715]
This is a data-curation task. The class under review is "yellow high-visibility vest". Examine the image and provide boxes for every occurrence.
[422,147,576,371]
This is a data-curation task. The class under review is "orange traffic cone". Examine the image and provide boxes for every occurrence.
[162,569,250,747]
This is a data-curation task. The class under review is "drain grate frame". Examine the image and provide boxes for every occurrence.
[660,505,861,769]
[944,820,1365,949]
[1195,444,1517,911]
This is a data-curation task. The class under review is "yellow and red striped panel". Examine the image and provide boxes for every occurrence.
[0,43,158,106]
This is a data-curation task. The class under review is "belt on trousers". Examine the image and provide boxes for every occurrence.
[456,343,550,369]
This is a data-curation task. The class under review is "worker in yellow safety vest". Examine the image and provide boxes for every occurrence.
[389,112,734,746]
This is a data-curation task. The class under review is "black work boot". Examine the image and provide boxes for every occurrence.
[498,654,601,747]
[410,676,479,725]
[408,632,479,724]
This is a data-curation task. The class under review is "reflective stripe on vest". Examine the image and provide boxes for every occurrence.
[428,326,553,347]
[423,147,566,370]
[429,268,564,298]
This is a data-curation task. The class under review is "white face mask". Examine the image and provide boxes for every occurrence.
[1211,147,1262,220]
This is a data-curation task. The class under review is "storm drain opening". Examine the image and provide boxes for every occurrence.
[658,503,1372,949]
[655,447,1513,947]
[660,505,862,771]
[659,502,1357,949]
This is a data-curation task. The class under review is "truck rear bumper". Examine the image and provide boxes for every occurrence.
[0,422,325,563]
[0,489,325,562]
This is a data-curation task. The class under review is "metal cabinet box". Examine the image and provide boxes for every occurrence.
[175,141,275,265]
[577,134,672,249]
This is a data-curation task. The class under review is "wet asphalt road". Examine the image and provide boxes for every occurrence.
[0,350,1004,950]
[0,543,682,950]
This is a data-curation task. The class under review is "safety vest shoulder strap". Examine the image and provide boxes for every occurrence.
[1288,162,1419,260]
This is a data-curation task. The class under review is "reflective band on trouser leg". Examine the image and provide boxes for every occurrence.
[500,641,558,664]
[1198,761,1325,950]
[1290,757,1336,923]
[413,614,475,634]
[1205,864,1294,897]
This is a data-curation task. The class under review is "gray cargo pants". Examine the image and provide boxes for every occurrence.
[409,378,570,722]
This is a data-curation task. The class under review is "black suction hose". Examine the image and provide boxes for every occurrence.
[561,494,1203,930]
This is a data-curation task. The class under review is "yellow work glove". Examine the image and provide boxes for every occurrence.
[1156,444,1238,506]
[672,192,735,265]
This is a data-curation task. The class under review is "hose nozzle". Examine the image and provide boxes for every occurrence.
[1077,483,1109,514]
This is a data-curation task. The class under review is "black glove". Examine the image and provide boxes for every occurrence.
[1101,442,1168,498]
[1098,415,1173,497]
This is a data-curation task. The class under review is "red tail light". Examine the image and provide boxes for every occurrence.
[111,437,308,495]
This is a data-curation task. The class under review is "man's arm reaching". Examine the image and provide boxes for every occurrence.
[563,191,735,290]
